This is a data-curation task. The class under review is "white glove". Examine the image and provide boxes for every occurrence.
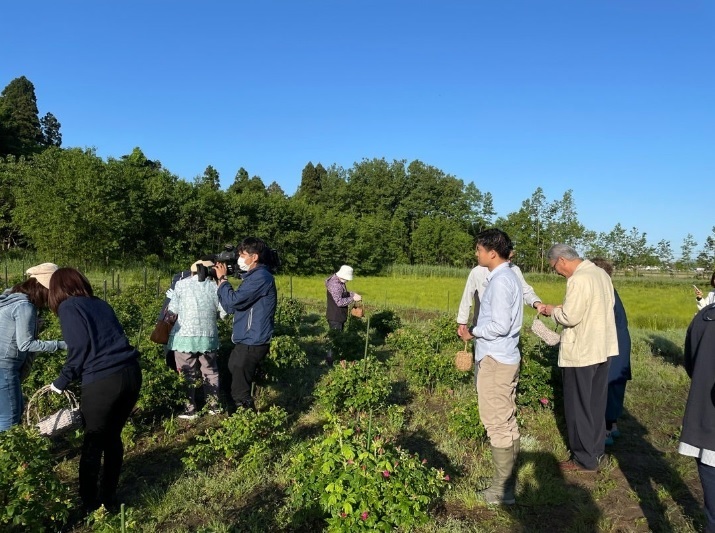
[50,383,63,394]
[353,293,362,302]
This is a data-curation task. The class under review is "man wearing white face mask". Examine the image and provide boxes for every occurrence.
[214,237,278,411]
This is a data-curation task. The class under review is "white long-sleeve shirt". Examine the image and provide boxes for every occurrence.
[696,290,715,311]
[457,263,541,325]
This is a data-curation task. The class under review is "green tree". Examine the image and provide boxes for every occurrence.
[678,233,697,270]
[0,155,23,250]
[295,161,321,200]
[40,112,62,147]
[12,147,127,263]
[0,76,43,156]
[655,239,674,269]
[410,216,473,267]
[696,226,715,270]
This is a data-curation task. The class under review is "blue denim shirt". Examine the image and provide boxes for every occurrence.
[0,293,66,370]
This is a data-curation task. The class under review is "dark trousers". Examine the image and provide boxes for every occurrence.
[605,380,627,427]
[328,321,345,331]
[228,343,269,405]
[79,363,142,509]
[698,458,715,533]
[562,360,610,470]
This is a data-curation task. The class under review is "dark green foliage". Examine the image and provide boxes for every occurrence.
[274,297,306,335]
[264,335,309,379]
[0,426,73,529]
[386,324,469,390]
[287,417,449,531]
[182,406,290,470]
[326,317,368,361]
[314,358,392,414]
[0,76,43,157]
[448,396,487,441]
[517,334,559,408]
[367,309,401,339]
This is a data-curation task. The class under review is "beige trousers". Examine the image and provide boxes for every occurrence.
[476,355,520,449]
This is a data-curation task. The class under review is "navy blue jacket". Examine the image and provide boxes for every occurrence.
[53,296,140,390]
[217,265,277,346]
[681,303,715,451]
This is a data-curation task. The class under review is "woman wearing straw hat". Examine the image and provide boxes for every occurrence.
[324,265,362,365]
[0,263,66,431]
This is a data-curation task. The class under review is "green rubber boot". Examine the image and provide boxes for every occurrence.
[479,439,518,505]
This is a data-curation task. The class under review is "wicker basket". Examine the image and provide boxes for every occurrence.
[351,301,364,318]
[26,385,83,437]
[531,316,561,346]
[454,342,473,372]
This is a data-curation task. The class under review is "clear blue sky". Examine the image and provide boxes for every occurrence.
[3,1,713,254]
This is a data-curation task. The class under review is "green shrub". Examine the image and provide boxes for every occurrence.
[0,426,73,529]
[264,336,309,379]
[327,318,368,361]
[286,417,449,531]
[182,406,290,470]
[368,310,401,339]
[274,297,306,335]
[426,314,461,351]
[402,347,468,391]
[314,358,392,414]
[386,325,468,390]
[448,397,487,441]
[517,336,558,408]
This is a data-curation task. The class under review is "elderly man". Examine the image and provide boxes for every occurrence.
[542,244,618,472]
[459,229,523,505]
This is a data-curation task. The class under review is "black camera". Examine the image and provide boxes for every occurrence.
[214,244,238,276]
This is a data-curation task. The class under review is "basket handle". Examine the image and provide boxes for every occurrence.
[25,385,80,426]
[535,312,561,332]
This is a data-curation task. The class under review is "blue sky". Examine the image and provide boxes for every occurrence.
[3,1,713,254]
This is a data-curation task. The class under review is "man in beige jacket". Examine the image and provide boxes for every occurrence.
[543,244,618,472]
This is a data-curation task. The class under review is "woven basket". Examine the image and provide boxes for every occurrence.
[454,342,473,372]
[26,385,83,437]
[351,301,364,318]
[531,316,561,346]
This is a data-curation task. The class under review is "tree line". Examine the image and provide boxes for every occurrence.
[1,76,713,274]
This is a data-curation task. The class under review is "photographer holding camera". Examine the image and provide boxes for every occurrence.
[214,237,278,411]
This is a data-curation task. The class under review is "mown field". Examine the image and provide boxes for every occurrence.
[0,268,708,532]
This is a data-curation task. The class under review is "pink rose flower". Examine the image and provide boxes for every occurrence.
[382,470,390,478]
[540,397,549,406]
[360,511,369,521]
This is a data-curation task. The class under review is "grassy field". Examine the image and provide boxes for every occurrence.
[2,261,708,531]
[275,272,700,330]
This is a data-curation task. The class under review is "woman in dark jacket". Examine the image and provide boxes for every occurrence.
[48,268,142,512]
[679,303,715,533]
[591,258,632,444]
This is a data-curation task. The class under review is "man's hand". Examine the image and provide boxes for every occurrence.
[534,302,547,314]
[541,304,562,316]
[458,324,474,341]
[353,293,362,302]
[214,262,228,281]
